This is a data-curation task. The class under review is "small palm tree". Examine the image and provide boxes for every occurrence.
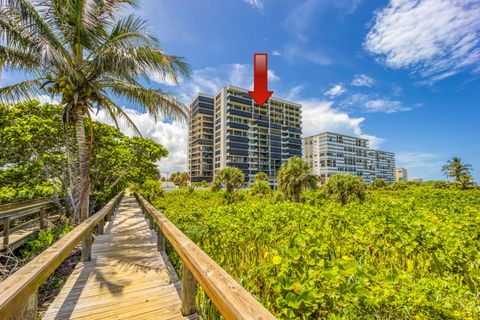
[249,172,271,197]
[0,0,190,222]
[277,156,317,202]
[457,173,475,190]
[442,157,472,182]
[214,167,244,193]
[324,174,367,205]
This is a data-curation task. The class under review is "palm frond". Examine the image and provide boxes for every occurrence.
[88,45,190,84]
[0,45,42,72]
[107,79,188,121]
[1,0,70,58]
[0,78,43,104]
[97,94,142,136]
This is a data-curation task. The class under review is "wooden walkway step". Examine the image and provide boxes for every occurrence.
[42,196,186,320]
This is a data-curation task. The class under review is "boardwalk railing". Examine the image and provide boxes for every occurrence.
[0,192,123,320]
[0,198,59,250]
[135,193,276,320]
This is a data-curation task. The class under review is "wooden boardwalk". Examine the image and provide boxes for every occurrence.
[42,196,186,320]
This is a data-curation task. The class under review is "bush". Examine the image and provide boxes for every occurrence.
[138,179,165,202]
[389,181,409,190]
[324,174,367,205]
[249,172,272,197]
[369,179,389,190]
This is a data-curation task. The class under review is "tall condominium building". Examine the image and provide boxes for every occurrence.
[303,132,396,184]
[394,168,408,181]
[188,86,302,186]
[188,93,214,183]
[368,150,396,183]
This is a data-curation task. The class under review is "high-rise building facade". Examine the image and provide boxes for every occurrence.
[367,150,396,183]
[394,168,408,181]
[188,93,214,183]
[189,86,302,186]
[303,132,396,184]
[214,86,302,185]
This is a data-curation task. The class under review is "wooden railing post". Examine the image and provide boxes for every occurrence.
[98,218,104,235]
[39,207,46,229]
[3,217,10,247]
[181,265,197,316]
[157,225,165,251]
[11,291,37,320]
[81,233,92,262]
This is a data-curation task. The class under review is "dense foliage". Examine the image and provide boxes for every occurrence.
[214,166,245,193]
[278,156,317,202]
[324,174,367,205]
[170,172,190,188]
[152,186,480,319]
[0,101,167,214]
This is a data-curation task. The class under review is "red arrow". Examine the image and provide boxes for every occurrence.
[249,53,273,107]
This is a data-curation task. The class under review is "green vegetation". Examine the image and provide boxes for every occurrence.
[369,179,389,190]
[0,0,189,222]
[151,186,480,319]
[213,167,245,193]
[249,172,272,197]
[278,156,317,202]
[443,156,475,189]
[21,217,73,260]
[324,174,367,205]
[170,172,190,188]
[0,101,167,215]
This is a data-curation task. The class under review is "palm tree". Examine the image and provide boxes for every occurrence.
[442,157,472,182]
[214,167,244,193]
[0,0,190,223]
[277,156,317,202]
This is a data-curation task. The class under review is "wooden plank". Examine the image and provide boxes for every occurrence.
[137,194,276,320]
[42,195,185,320]
[0,193,123,319]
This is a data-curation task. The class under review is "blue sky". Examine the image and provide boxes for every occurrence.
[2,0,479,180]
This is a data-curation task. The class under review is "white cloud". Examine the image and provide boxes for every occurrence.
[38,95,61,105]
[271,50,282,56]
[351,74,375,87]
[365,0,480,81]
[159,63,279,104]
[364,99,409,113]
[284,45,332,65]
[243,0,263,10]
[285,0,321,42]
[283,85,305,101]
[300,99,384,148]
[325,84,347,97]
[396,152,445,181]
[343,94,412,113]
[92,108,188,174]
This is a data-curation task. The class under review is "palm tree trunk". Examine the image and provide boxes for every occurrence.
[74,109,90,222]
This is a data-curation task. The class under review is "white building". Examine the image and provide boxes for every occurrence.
[394,168,408,182]
[303,132,396,184]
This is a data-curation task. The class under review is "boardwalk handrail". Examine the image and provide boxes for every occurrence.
[135,193,277,320]
[1,198,59,250]
[0,192,123,319]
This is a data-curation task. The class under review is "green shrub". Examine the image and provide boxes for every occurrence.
[151,188,480,319]
[21,216,72,260]
[138,179,164,202]
[324,174,367,205]
[249,172,272,197]
[370,179,389,190]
